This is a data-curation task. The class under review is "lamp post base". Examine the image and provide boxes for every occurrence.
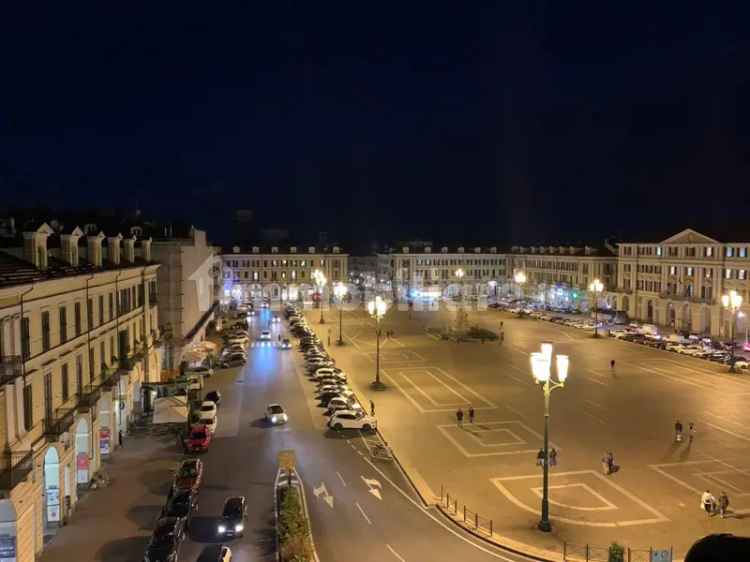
[337,339,345,346]
[370,381,386,391]
[537,520,551,532]
[592,332,600,339]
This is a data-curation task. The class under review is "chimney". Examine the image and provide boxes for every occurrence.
[86,232,105,267]
[60,227,84,266]
[107,234,123,265]
[140,237,152,262]
[22,223,53,270]
[123,236,136,263]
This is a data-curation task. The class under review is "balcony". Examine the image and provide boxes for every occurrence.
[45,408,76,439]
[0,356,22,385]
[78,384,102,411]
[101,366,122,390]
[0,450,34,491]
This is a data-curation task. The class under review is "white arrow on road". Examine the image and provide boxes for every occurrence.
[313,482,334,508]
[361,476,383,500]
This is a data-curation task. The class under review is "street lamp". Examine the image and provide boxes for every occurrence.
[455,268,465,303]
[514,270,527,301]
[588,278,604,338]
[722,290,743,373]
[312,269,327,324]
[367,296,388,390]
[333,282,348,345]
[530,342,569,532]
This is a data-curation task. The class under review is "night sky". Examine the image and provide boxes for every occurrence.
[2,3,749,250]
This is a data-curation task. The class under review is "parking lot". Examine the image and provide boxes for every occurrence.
[309,302,750,558]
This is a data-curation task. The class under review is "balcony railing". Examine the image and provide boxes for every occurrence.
[101,368,122,390]
[0,450,33,491]
[78,384,102,410]
[44,408,76,438]
[0,356,22,385]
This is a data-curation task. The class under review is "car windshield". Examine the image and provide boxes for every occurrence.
[204,418,215,426]
[178,464,198,478]
[152,523,177,544]
[269,405,284,414]
[224,501,243,518]
[191,431,207,440]
[200,405,213,412]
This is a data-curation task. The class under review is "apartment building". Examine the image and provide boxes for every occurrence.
[221,245,348,303]
[0,222,159,562]
[507,243,618,309]
[612,228,750,337]
[379,245,507,300]
[151,227,221,371]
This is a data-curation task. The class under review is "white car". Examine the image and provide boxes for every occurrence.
[226,337,249,346]
[311,367,344,379]
[609,329,628,339]
[279,338,292,349]
[265,403,288,425]
[199,401,217,419]
[272,316,280,323]
[328,410,377,431]
[316,385,353,399]
[200,414,218,434]
[259,330,271,340]
[733,359,749,370]
[326,396,363,415]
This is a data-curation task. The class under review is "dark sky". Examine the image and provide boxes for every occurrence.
[2,3,750,249]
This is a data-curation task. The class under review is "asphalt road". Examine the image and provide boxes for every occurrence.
[179,307,537,562]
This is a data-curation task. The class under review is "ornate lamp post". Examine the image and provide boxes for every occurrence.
[333,282,348,345]
[530,342,569,532]
[454,268,465,303]
[588,278,604,338]
[514,270,527,301]
[367,296,388,390]
[722,290,743,373]
[312,269,327,324]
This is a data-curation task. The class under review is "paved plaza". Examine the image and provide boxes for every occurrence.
[311,303,750,559]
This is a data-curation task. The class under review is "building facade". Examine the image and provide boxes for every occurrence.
[221,245,348,303]
[0,223,159,562]
[506,244,618,310]
[151,227,220,371]
[611,228,750,337]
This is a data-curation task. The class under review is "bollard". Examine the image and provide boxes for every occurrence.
[475,513,478,529]
[489,519,493,535]
[446,492,450,508]
[454,499,458,514]
[586,544,590,562]
[463,505,466,522]
[563,542,567,561]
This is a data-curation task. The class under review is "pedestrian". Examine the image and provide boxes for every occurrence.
[675,420,684,442]
[719,491,730,518]
[500,331,505,343]
[606,451,615,473]
[701,490,717,516]
[456,408,464,427]
[536,448,545,467]
[468,406,475,424]
[370,400,375,417]
[689,422,696,444]
[500,321,504,329]
[601,454,610,475]
[610,359,616,373]
[549,448,558,466]
[119,429,124,447]
[278,333,281,342]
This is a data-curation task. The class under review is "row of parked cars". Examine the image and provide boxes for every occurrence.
[220,319,251,368]
[285,305,378,431]
[609,325,749,369]
[143,457,240,561]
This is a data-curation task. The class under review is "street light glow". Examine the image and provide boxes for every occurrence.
[722,289,742,310]
[589,278,604,294]
[333,281,348,300]
[540,342,553,362]
[556,355,569,382]
[530,352,550,382]
[368,295,387,319]
[514,270,527,284]
[455,268,465,280]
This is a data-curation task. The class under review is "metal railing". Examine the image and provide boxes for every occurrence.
[440,486,493,537]
[563,543,672,562]
[0,450,33,491]
[44,407,77,438]
[0,356,22,385]
[78,384,102,410]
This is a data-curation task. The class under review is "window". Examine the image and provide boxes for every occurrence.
[109,293,114,321]
[59,306,67,344]
[669,266,677,276]
[110,336,115,364]
[740,270,747,281]
[89,348,95,378]
[87,298,93,329]
[705,247,713,257]
[100,341,106,374]
[76,354,83,394]
[74,303,82,336]
[686,267,694,277]
[725,268,732,279]
[98,295,104,325]
[23,384,33,432]
[741,247,748,258]
[61,363,69,402]
[21,317,30,360]
[656,246,663,256]
[726,247,734,258]
[41,311,50,352]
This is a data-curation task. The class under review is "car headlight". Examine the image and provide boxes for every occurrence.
[235,523,244,532]
[270,415,277,423]
[218,525,226,534]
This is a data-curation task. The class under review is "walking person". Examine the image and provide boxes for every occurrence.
[456,408,464,427]
[549,448,558,466]
[119,429,124,447]
[719,491,730,518]
[675,420,684,442]
[689,422,696,444]
[606,451,615,474]
[701,490,717,516]
[601,454,610,475]
[536,448,545,467]
[370,400,375,417]
[468,405,475,424]
[610,359,616,373]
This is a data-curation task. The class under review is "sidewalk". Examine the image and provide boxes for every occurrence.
[40,429,182,562]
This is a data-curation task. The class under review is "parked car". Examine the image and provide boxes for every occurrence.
[198,401,218,419]
[220,353,247,368]
[218,496,247,537]
[259,330,272,341]
[205,390,222,406]
[316,385,353,399]
[186,365,214,378]
[328,410,378,431]
[201,415,218,434]
[161,489,198,530]
[173,459,203,493]
[326,396,363,415]
[265,403,288,425]
[185,424,212,453]
[279,338,292,349]
[144,517,186,562]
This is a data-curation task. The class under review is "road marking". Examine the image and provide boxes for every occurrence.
[362,476,383,500]
[584,399,605,409]
[336,471,347,487]
[387,544,407,561]
[529,483,618,511]
[355,501,372,525]
[584,376,609,387]
[582,410,607,425]
[313,482,334,509]
[704,421,750,443]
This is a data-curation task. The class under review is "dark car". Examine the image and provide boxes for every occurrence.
[317,390,343,405]
[161,490,198,529]
[218,496,247,537]
[173,458,204,493]
[220,353,247,368]
[205,390,222,406]
[144,516,186,562]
